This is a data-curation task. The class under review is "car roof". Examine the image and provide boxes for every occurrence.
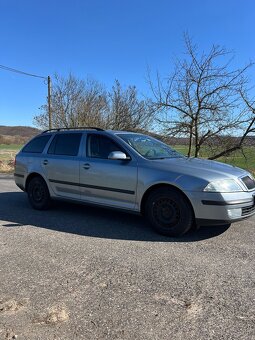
[41,127,143,136]
[42,127,104,133]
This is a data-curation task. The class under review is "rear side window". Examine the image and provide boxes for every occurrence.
[22,135,51,153]
[48,133,82,156]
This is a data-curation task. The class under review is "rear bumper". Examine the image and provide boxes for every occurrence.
[14,173,25,191]
[15,182,25,191]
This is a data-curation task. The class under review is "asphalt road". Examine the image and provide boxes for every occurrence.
[0,175,254,340]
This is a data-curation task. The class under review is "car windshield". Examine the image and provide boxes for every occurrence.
[117,133,184,159]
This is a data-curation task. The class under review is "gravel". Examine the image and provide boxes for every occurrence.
[0,176,254,339]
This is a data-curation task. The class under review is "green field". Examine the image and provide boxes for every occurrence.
[0,143,254,174]
[0,144,23,150]
[0,144,22,152]
[0,144,22,159]
[174,145,255,174]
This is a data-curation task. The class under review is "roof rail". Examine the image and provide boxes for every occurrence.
[42,127,105,133]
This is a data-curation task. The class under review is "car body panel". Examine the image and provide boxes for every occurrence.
[14,129,255,226]
[79,157,138,210]
[43,155,81,200]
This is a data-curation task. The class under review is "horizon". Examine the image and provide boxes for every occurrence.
[1,125,255,139]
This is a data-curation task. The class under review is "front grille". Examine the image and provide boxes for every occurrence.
[242,204,255,216]
[241,176,255,190]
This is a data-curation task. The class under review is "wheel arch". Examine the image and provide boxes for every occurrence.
[140,183,195,217]
[25,172,46,192]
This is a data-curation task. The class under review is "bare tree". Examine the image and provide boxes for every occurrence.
[34,74,108,129]
[76,78,108,128]
[150,34,253,157]
[208,88,255,160]
[107,80,154,131]
[34,75,154,132]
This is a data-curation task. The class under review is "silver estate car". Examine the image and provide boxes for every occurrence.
[14,127,255,236]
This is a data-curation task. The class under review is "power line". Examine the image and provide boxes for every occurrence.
[0,63,52,128]
[0,64,46,79]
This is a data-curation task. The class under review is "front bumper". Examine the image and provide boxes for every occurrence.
[186,190,255,225]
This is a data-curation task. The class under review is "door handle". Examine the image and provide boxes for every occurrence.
[43,160,48,165]
[83,163,90,170]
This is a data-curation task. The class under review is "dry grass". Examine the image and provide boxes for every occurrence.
[0,161,14,173]
[0,145,20,173]
[0,127,38,173]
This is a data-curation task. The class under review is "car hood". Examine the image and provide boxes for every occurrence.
[149,157,248,181]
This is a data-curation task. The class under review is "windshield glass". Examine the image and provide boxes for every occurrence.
[117,134,184,159]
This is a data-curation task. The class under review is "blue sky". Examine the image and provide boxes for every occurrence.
[0,0,254,127]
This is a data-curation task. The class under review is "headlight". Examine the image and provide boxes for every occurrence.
[203,179,243,192]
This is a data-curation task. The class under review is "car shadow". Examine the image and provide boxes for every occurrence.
[0,192,231,242]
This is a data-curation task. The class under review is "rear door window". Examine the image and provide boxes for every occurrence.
[22,135,52,153]
[47,133,82,156]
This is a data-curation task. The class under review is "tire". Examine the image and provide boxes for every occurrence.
[27,176,51,210]
[145,187,193,237]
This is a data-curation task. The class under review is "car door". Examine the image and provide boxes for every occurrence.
[42,132,82,200]
[79,133,138,210]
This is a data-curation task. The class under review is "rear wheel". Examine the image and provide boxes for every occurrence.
[27,176,51,210]
[145,187,193,237]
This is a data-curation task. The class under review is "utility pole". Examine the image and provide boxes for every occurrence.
[47,76,52,129]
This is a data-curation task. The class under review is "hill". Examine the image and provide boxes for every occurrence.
[0,125,41,138]
[0,125,41,145]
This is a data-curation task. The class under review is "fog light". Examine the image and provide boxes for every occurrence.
[227,208,242,219]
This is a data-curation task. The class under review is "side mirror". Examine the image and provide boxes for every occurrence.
[108,151,130,160]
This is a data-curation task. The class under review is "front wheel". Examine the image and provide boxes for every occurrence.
[145,187,193,237]
[27,176,51,210]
